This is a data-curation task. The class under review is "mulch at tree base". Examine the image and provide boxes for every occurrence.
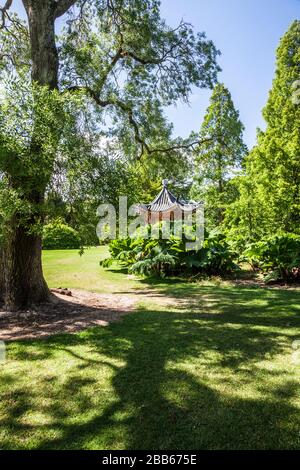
[0,289,136,342]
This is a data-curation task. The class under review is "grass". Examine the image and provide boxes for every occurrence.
[42,246,142,293]
[0,247,300,449]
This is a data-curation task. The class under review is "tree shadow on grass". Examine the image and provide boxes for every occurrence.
[1,284,300,449]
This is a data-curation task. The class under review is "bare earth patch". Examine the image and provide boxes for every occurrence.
[0,289,137,342]
[2,280,297,342]
[230,278,300,289]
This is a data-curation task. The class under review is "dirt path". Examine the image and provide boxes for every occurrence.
[0,286,182,342]
[2,278,298,342]
[0,289,137,342]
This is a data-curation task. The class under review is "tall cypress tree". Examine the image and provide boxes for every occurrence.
[226,21,300,242]
[192,83,246,228]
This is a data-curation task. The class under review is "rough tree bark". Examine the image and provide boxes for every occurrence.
[0,213,49,309]
[0,0,74,309]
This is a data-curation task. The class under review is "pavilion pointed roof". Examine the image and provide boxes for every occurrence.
[136,180,202,214]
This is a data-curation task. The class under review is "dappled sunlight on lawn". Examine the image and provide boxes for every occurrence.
[1,278,300,449]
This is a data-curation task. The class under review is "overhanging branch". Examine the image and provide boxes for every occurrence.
[54,0,77,19]
[67,85,214,159]
[0,0,13,29]
[120,42,180,66]
[67,85,149,158]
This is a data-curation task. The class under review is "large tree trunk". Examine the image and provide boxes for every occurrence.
[0,184,50,309]
[0,1,60,310]
[24,0,59,88]
[0,251,5,304]
[0,223,49,310]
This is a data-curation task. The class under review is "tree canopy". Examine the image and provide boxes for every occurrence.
[192,83,247,227]
[0,0,220,308]
[225,20,300,245]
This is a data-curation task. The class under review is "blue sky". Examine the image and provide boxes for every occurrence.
[161,0,300,148]
[12,0,300,148]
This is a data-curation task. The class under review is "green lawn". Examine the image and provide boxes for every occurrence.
[42,246,142,293]
[0,247,300,449]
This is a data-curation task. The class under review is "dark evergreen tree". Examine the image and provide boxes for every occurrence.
[192,83,246,228]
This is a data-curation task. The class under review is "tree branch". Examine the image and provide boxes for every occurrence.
[66,85,149,158]
[147,140,212,155]
[97,47,123,92]
[67,85,215,159]
[54,0,77,19]
[0,0,12,28]
[120,42,179,66]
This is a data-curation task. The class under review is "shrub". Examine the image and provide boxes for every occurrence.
[244,233,300,282]
[43,221,81,249]
[101,226,238,277]
[190,232,238,274]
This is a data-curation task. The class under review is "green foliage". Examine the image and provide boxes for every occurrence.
[61,0,220,159]
[0,1,220,254]
[192,83,247,228]
[0,80,85,242]
[43,221,81,250]
[225,21,300,245]
[0,81,78,186]
[101,227,238,277]
[244,233,300,282]
[193,231,239,274]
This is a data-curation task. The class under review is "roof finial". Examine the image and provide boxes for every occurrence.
[162,179,168,188]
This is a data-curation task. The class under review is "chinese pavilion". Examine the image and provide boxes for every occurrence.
[135,180,202,224]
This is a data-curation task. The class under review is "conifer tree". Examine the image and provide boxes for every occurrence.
[192,83,246,227]
[226,21,300,243]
